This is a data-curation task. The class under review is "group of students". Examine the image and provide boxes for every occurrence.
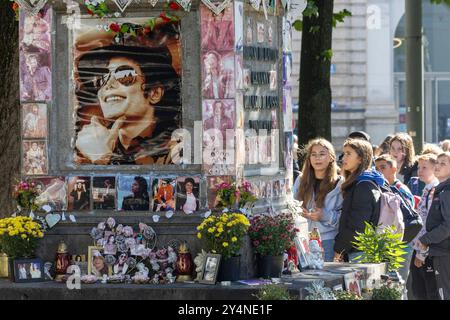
[293,132,450,300]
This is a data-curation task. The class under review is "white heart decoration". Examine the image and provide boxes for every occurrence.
[61,212,66,221]
[152,215,160,223]
[200,0,232,16]
[42,205,52,213]
[148,0,158,7]
[222,208,229,213]
[249,0,261,11]
[15,0,48,16]
[113,0,134,13]
[203,210,212,218]
[45,213,61,228]
[165,211,174,219]
[176,0,192,11]
[69,214,77,223]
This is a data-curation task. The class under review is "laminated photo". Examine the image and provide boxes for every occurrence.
[73,18,182,165]
[22,103,47,139]
[152,178,176,212]
[32,176,67,211]
[22,140,48,175]
[176,177,200,213]
[67,176,91,211]
[200,3,234,51]
[92,176,117,210]
[117,175,151,211]
[202,51,235,99]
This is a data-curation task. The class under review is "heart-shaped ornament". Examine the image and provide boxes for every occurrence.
[200,0,232,16]
[113,0,134,13]
[152,215,160,223]
[45,213,61,228]
[165,211,174,219]
[42,205,52,213]
[15,0,48,16]
[69,214,77,223]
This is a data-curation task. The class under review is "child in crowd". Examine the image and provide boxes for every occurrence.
[409,153,440,300]
[418,152,450,300]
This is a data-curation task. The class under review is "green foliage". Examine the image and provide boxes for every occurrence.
[351,222,407,271]
[321,49,333,61]
[302,0,319,18]
[430,0,450,7]
[334,290,363,300]
[292,20,303,31]
[255,284,292,300]
[371,282,403,300]
[332,9,352,28]
[304,280,336,300]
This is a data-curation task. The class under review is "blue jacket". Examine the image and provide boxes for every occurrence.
[293,175,344,240]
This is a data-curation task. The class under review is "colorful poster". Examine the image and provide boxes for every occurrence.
[32,176,67,211]
[283,86,293,132]
[22,103,47,138]
[206,175,234,209]
[92,176,116,210]
[151,178,176,212]
[73,19,182,165]
[67,176,91,211]
[117,175,151,211]
[200,3,234,52]
[176,177,200,213]
[19,8,52,101]
[22,140,48,175]
[201,51,235,99]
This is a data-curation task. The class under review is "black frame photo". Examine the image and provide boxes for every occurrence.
[13,258,45,283]
[200,254,221,285]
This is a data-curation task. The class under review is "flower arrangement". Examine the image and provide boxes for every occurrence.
[0,216,44,258]
[214,181,257,209]
[12,180,40,212]
[249,213,299,256]
[85,0,109,18]
[196,212,250,259]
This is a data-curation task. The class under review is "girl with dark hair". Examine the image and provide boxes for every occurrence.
[293,138,343,262]
[334,139,384,262]
[122,176,150,211]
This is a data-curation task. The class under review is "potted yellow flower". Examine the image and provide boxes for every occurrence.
[0,216,44,281]
[196,211,250,281]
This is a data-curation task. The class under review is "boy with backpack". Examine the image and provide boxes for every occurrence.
[409,154,440,299]
[375,155,417,284]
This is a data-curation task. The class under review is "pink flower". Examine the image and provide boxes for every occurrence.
[253,240,260,246]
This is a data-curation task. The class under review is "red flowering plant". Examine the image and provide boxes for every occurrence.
[248,213,299,256]
[12,180,40,213]
[237,181,257,209]
[214,182,238,209]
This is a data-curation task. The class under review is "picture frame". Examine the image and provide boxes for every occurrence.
[200,254,221,284]
[344,271,362,296]
[87,246,112,278]
[13,258,45,283]
[294,236,310,270]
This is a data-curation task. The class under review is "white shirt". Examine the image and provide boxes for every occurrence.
[183,192,197,213]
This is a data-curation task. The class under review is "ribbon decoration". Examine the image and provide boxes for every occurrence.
[200,0,232,16]
[15,0,48,15]
[113,0,134,12]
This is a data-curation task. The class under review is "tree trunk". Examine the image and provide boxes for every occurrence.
[298,0,334,149]
[0,1,20,217]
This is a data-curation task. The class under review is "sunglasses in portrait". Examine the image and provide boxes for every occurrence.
[93,65,144,90]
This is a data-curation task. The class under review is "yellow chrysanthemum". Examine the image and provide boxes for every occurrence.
[197,232,202,239]
[231,237,238,242]
[222,242,229,247]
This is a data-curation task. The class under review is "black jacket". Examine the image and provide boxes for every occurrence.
[420,178,450,256]
[401,161,418,186]
[334,180,381,255]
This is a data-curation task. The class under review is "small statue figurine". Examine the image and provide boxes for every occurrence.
[194,249,207,282]
[306,240,324,269]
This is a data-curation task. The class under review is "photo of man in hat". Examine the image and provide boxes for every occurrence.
[73,21,181,165]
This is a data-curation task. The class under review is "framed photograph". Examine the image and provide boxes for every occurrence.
[92,176,116,210]
[22,140,48,175]
[22,103,48,138]
[344,272,362,296]
[67,176,91,211]
[176,177,200,213]
[200,254,221,284]
[294,236,310,269]
[72,18,181,165]
[72,254,86,263]
[14,258,45,283]
[201,51,235,99]
[117,175,151,211]
[32,176,67,211]
[152,178,176,212]
[88,246,112,278]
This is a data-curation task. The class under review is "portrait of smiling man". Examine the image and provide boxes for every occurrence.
[73,21,182,165]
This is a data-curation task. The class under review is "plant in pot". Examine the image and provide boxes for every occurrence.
[196,212,250,281]
[0,216,45,281]
[249,213,299,278]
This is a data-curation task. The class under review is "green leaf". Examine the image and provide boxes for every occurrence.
[120,24,129,33]
[292,20,303,31]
